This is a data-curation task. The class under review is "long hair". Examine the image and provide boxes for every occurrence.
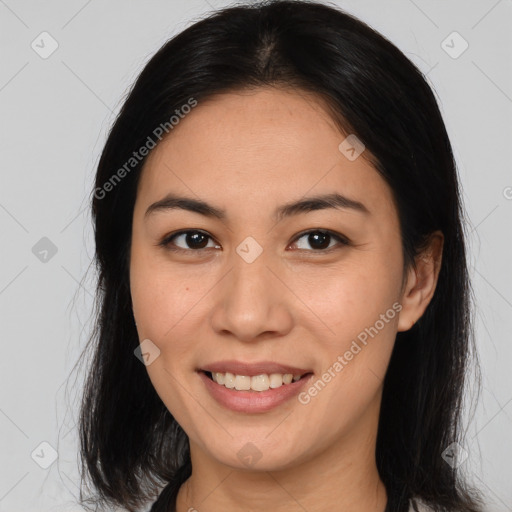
[76,1,483,510]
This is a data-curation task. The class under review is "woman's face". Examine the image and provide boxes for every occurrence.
[130,87,415,471]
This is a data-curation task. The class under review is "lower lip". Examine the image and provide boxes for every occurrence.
[198,371,313,413]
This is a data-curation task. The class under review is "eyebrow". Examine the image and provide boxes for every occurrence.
[144,192,370,222]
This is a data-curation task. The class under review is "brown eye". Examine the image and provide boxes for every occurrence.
[290,230,350,252]
[160,230,219,251]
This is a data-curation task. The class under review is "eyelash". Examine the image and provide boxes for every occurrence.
[158,229,350,254]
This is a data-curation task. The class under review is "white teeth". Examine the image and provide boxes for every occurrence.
[269,373,283,388]
[224,372,235,389]
[210,371,305,391]
[282,374,293,385]
[251,374,269,391]
[234,375,251,391]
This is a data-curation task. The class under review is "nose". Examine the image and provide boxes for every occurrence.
[209,248,294,343]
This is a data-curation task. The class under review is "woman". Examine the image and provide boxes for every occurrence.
[78,1,484,511]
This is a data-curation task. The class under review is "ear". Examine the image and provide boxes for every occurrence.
[397,231,444,332]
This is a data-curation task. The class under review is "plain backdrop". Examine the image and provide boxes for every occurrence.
[0,0,511,511]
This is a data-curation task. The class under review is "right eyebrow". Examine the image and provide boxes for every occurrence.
[145,194,226,220]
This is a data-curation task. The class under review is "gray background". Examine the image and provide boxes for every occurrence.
[0,0,511,511]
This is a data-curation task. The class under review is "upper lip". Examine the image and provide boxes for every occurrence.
[199,360,313,377]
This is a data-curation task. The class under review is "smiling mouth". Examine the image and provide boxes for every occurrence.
[201,370,313,392]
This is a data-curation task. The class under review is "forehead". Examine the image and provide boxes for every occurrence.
[136,87,396,223]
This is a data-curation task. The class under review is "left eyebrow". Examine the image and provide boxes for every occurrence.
[144,192,370,221]
[274,192,370,222]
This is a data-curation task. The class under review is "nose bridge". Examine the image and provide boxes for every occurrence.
[229,232,272,293]
[210,238,292,341]
[228,240,275,316]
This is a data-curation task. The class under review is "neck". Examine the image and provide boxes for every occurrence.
[176,400,387,512]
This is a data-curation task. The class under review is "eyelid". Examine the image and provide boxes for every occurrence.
[289,229,350,250]
[159,228,350,253]
[158,229,219,252]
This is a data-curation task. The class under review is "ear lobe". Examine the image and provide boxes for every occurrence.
[397,231,444,332]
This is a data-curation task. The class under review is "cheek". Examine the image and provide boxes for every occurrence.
[131,277,195,352]
[129,244,190,344]
[295,259,401,343]
[129,249,201,426]
[292,256,401,414]
[296,274,398,440]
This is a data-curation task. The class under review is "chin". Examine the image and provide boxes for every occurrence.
[199,432,307,472]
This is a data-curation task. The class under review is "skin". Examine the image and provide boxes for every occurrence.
[129,87,443,512]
